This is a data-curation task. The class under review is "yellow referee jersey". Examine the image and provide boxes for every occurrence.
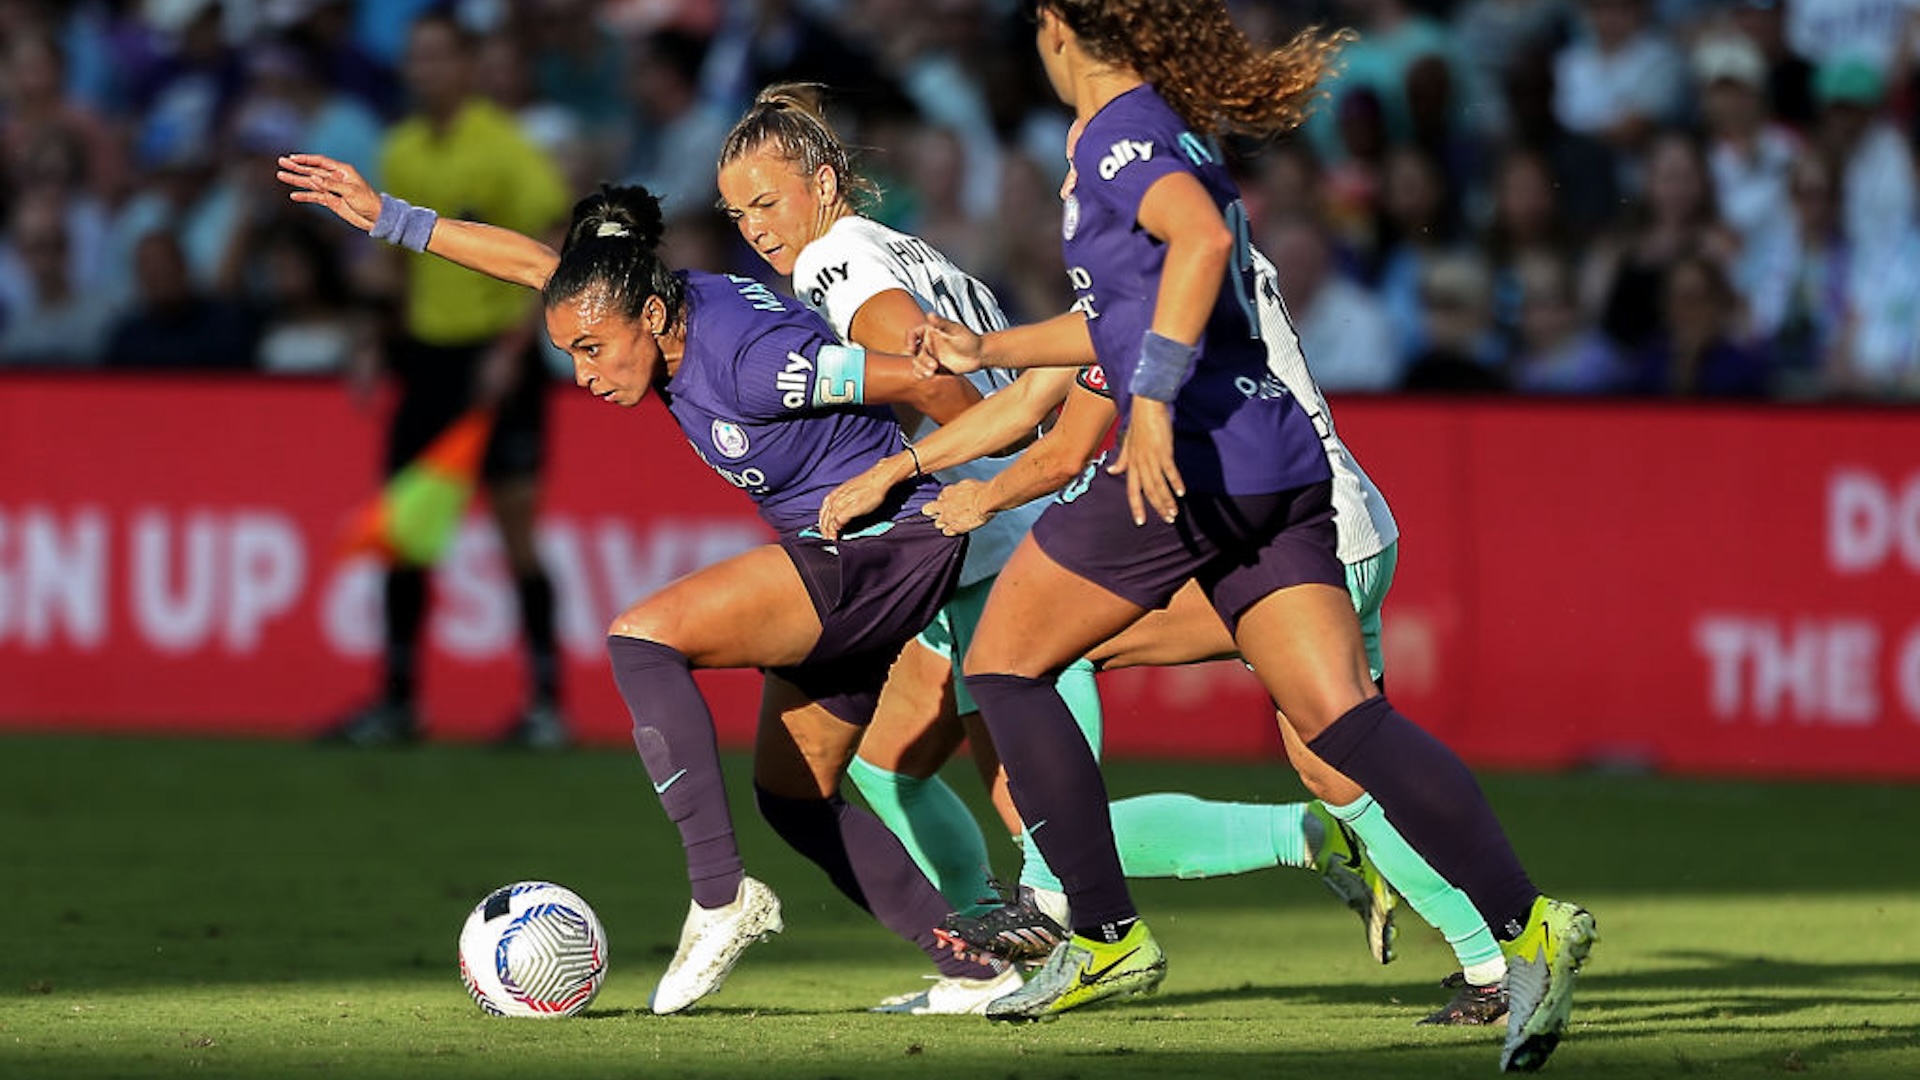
[381,99,569,346]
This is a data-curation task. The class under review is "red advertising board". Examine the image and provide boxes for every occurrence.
[3,374,1917,779]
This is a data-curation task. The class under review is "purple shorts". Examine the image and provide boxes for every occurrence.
[770,516,967,724]
[1030,466,1342,635]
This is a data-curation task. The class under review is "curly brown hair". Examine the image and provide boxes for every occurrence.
[1037,0,1351,137]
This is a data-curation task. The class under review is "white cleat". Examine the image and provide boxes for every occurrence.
[870,966,1023,1015]
[649,876,784,1015]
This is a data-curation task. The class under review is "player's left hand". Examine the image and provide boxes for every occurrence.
[1108,398,1184,526]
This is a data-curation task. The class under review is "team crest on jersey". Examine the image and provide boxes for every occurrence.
[711,419,750,459]
[1062,195,1080,240]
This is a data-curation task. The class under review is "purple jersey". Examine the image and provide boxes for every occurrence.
[662,271,936,537]
[1063,86,1329,495]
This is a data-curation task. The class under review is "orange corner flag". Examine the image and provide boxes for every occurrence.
[338,410,494,565]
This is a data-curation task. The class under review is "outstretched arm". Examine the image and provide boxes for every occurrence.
[816,366,1078,539]
[277,153,560,290]
[915,311,1095,376]
[926,383,1117,535]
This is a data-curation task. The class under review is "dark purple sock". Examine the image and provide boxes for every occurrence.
[607,636,743,909]
[754,785,998,980]
[1307,696,1538,936]
[965,672,1136,938]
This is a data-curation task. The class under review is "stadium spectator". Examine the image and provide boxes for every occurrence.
[1552,0,1689,164]
[1625,250,1772,396]
[618,28,734,218]
[0,30,128,208]
[1581,128,1739,355]
[1695,32,1799,292]
[1729,0,1817,130]
[319,11,574,750]
[476,31,597,194]
[1315,0,1457,154]
[101,228,258,370]
[1502,49,1621,237]
[1508,250,1627,393]
[983,146,1072,325]
[252,217,359,375]
[0,188,112,366]
[238,38,385,187]
[1371,145,1467,367]
[1402,251,1509,392]
[1450,0,1576,140]
[1263,213,1402,392]
[1811,54,1917,263]
[1482,146,1581,352]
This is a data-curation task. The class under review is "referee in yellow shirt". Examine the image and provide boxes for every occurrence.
[324,11,572,749]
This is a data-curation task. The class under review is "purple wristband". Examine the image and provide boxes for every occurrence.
[1130,330,1197,403]
[370,193,438,253]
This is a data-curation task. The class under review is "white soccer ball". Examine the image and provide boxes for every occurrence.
[458,881,608,1017]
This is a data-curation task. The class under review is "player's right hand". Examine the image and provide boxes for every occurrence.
[911,314,985,377]
[277,153,381,234]
[923,479,993,536]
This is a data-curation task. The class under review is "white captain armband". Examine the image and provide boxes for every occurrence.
[812,344,867,406]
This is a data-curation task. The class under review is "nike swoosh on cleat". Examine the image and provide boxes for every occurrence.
[1077,948,1140,986]
[653,768,689,794]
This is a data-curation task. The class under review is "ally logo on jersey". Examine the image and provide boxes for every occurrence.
[774,345,867,411]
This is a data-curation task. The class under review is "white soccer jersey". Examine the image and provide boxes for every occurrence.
[792,215,1049,586]
[1247,245,1399,564]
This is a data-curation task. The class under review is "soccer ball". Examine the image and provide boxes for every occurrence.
[458,881,608,1017]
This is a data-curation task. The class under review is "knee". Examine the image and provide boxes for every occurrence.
[608,601,675,645]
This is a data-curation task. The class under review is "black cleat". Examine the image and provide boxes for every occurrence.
[1419,971,1510,1026]
[315,701,420,748]
[496,701,573,751]
[935,882,1067,965]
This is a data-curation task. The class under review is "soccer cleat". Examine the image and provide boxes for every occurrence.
[870,966,1023,1015]
[982,921,1165,1021]
[1418,971,1509,1026]
[497,700,573,751]
[934,883,1067,965]
[1307,801,1399,964]
[315,701,420,747]
[649,875,784,1015]
[1498,895,1598,1072]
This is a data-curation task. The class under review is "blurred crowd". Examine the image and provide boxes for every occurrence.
[3,0,1919,400]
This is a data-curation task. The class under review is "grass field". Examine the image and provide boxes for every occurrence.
[4,735,1917,1079]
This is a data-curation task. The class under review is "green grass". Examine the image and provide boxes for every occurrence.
[3,735,1917,1079]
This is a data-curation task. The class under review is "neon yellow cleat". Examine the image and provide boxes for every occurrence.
[1308,801,1400,964]
[982,921,1165,1021]
[1499,895,1599,1072]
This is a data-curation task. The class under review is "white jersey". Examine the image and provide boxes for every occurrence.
[792,215,1050,586]
[1248,246,1399,563]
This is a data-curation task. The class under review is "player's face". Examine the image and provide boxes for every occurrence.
[717,148,836,277]
[547,290,663,407]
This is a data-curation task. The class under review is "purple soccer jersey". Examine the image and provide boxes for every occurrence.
[662,271,936,537]
[1063,85,1329,495]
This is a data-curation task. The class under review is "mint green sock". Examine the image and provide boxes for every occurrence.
[846,756,995,914]
[1111,794,1311,877]
[1327,793,1504,970]
[1015,660,1102,895]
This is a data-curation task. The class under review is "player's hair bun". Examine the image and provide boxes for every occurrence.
[563,184,665,255]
